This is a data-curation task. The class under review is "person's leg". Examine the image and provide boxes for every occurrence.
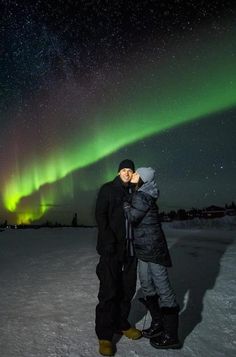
[95,256,121,341]
[148,263,181,349]
[117,256,137,331]
[148,262,177,308]
[138,259,156,297]
[138,260,163,338]
[140,294,163,338]
[150,305,181,349]
[115,256,141,339]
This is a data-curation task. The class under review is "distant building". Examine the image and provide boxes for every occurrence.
[202,205,225,219]
[226,208,236,216]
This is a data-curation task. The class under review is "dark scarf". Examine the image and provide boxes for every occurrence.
[125,185,135,257]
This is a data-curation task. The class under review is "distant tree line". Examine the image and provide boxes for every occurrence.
[1,202,236,229]
[159,201,236,222]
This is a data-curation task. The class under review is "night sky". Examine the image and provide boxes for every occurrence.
[1,0,236,225]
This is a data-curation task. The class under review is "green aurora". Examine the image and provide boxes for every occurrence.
[3,32,236,223]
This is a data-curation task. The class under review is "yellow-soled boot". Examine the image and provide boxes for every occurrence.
[122,327,142,340]
[98,340,114,356]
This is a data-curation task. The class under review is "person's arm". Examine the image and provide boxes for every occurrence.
[95,184,116,253]
[124,192,150,225]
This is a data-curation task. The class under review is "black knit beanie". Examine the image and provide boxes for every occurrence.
[118,159,135,172]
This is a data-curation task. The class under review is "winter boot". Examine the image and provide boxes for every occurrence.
[150,306,182,349]
[139,295,163,338]
[98,340,114,356]
[122,327,142,340]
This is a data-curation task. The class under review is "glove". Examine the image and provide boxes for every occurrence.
[123,201,131,210]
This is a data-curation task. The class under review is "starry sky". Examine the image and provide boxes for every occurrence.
[1,0,236,225]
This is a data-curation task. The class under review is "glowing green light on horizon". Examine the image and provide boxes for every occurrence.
[3,31,236,223]
[16,206,47,225]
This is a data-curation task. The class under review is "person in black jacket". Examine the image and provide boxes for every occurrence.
[123,167,181,350]
[95,159,141,357]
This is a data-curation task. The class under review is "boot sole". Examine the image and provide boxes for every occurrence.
[98,351,115,357]
[150,341,182,349]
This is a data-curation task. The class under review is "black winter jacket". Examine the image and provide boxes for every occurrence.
[95,176,133,260]
[124,191,172,267]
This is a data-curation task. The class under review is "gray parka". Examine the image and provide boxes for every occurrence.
[124,168,172,267]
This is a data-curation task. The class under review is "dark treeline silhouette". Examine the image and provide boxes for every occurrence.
[71,212,78,227]
[1,202,236,229]
[160,201,236,222]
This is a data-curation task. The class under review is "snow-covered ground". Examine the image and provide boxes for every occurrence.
[0,223,235,357]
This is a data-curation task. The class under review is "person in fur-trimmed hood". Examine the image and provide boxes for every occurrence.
[123,167,181,350]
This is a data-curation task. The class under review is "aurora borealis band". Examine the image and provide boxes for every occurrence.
[1,1,236,224]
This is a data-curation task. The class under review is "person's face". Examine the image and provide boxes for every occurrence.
[119,168,134,183]
[130,172,140,184]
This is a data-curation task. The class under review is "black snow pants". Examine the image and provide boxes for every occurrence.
[95,255,137,340]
